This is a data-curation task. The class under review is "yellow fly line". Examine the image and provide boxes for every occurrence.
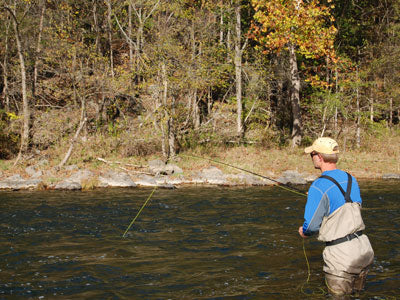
[122,186,158,238]
[180,154,308,197]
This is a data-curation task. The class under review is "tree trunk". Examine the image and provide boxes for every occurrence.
[234,2,243,138]
[131,1,159,84]
[72,48,78,107]
[57,118,87,169]
[192,90,200,129]
[161,62,169,159]
[92,0,100,54]
[128,3,133,70]
[207,87,213,115]
[384,75,392,128]
[227,28,231,57]
[189,20,201,129]
[369,92,374,122]
[321,106,327,137]
[168,99,176,158]
[32,1,45,99]
[288,43,302,147]
[226,1,232,62]
[58,97,87,169]
[356,67,361,148]
[136,22,142,81]
[2,16,11,111]
[334,67,339,135]
[219,4,224,45]
[334,107,338,134]
[8,3,30,164]
[106,0,114,78]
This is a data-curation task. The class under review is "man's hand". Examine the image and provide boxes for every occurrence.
[298,226,307,238]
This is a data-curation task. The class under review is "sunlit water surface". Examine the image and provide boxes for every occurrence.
[0,181,398,299]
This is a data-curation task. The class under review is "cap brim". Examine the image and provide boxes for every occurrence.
[304,146,314,154]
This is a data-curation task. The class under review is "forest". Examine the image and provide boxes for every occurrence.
[0,0,399,165]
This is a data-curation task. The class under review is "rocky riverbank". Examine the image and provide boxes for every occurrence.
[1,157,399,191]
[0,158,320,191]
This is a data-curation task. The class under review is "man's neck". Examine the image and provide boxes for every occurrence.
[320,163,337,173]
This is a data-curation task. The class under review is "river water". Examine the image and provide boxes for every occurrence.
[0,181,398,299]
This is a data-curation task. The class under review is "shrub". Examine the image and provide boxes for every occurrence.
[0,110,19,159]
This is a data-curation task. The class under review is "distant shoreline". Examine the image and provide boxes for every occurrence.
[1,148,399,191]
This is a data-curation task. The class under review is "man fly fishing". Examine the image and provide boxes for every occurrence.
[298,137,374,297]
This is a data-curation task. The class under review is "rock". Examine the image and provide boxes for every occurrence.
[165,164,183,175]
[135,175,176,189]
[277,170,307,185]
[227,173,275,186]
[37,159,49,167]
[51,169,94,190]
[164,175,187,185]
[189,177,207,184]
[154,176,166,184]
[148,159,166,174]
[0,175,43,190]
[382,173,400,179]
[148,159,183,175]
[158,183,176,189]
[134,174,158,186]
[32,170,43,179]
[45,170,55,177]
[304,174,318,182]
[54,181,82,190]
[197,167,228,185]
[64,165,78,171]
[98,171,136,187]
[153,176,177,189]
[25,166,36,176]
[133,174,176,188]
[25,166,43,178]
[7,174,23,180]
[68,170,94,184]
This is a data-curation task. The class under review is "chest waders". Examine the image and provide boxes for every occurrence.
[319,172,363,246]
[317,172,374,296]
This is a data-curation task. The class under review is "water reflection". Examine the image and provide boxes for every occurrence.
[0,182,399,298]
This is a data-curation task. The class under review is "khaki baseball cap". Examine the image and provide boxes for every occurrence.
[304,137,339,154]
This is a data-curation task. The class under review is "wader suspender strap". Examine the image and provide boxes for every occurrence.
[319,172,353,203]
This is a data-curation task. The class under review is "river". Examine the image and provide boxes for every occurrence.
[0,181,398,299]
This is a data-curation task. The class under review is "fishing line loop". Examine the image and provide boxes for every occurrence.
[300,238,327,296]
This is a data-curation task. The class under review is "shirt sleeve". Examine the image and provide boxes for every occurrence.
[351,176,362,205]
[302,183,330,236]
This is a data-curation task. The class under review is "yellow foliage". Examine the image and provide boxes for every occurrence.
[251,0,338,88]
[6,112,19,120]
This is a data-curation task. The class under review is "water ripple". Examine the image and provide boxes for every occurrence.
[0,183,398,298]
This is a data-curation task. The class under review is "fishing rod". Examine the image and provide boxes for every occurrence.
[180,154,307,197]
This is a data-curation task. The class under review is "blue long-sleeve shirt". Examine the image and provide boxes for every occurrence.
[302,169,362,236]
